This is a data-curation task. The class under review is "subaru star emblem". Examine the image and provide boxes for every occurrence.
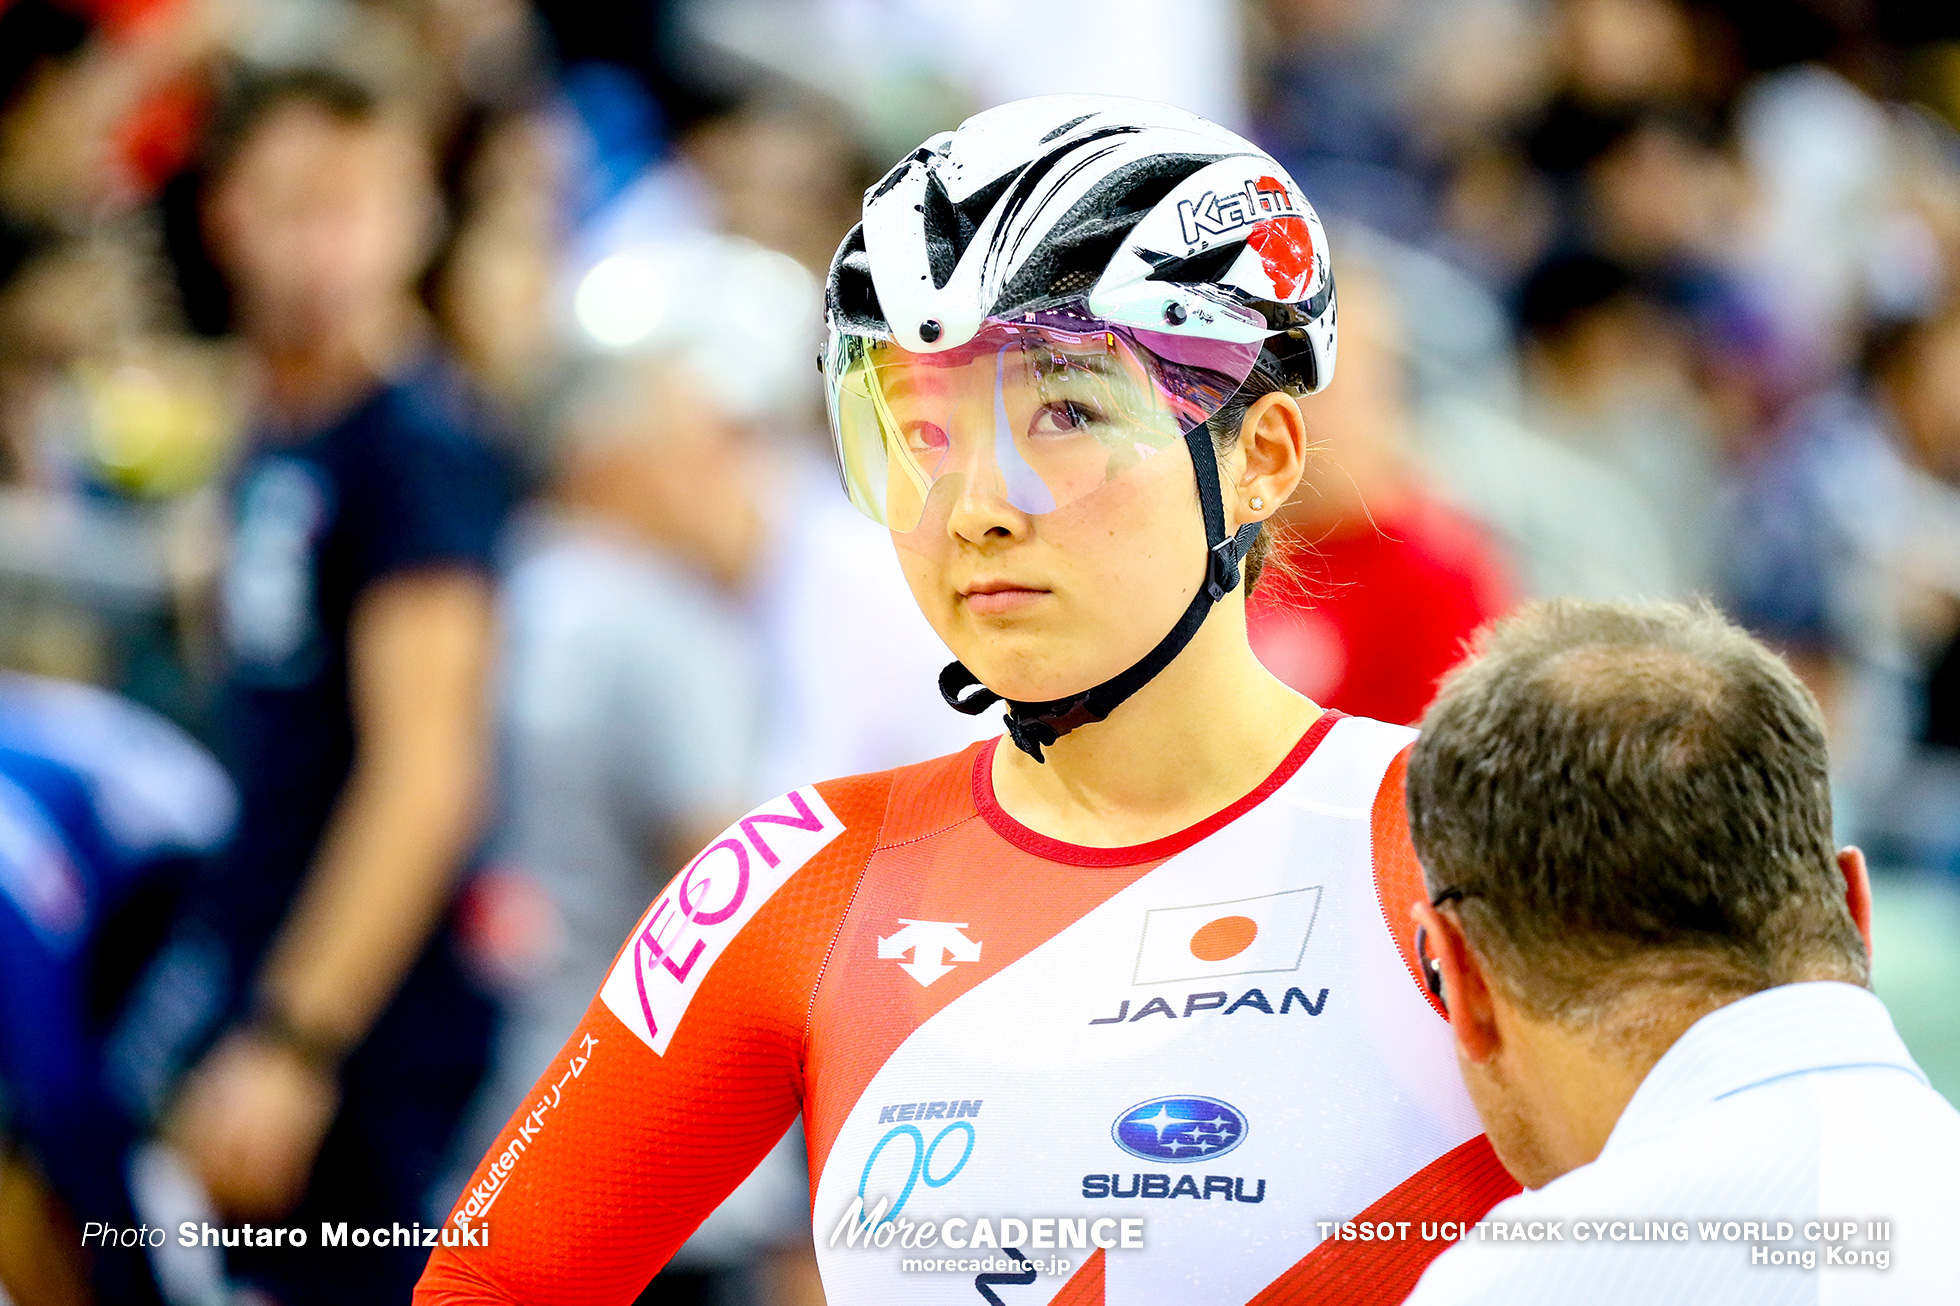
[1111,1095,1247,1163]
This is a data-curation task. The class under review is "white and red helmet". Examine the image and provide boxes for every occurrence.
[823,96,1339,760]
[826,93,1336,393]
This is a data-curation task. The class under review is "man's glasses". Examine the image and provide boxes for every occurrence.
[1416,886,1466,1010]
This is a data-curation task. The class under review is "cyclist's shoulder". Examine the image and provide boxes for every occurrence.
[1315,709,1419,759]
[1278,709,1424,869]
[1276,709,1418,811]
[805,738,993,848]
[1314,712,1418,832]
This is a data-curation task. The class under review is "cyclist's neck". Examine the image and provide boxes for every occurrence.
[988,604,1321,850]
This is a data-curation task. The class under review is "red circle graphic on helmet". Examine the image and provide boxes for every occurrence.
[1245,207,1315,302]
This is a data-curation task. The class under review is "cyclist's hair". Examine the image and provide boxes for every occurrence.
[1405,598,1868,1039]
[1205,351,1303,595]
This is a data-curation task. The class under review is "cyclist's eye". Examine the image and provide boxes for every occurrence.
[903,422,950,455]
[1029,401,1100,437]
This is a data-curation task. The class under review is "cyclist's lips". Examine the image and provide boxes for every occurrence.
[961,579,1050,617]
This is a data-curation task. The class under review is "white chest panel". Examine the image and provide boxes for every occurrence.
[812,719,1482,1303]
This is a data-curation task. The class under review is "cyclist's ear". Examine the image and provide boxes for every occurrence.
[1231,390,1306,527]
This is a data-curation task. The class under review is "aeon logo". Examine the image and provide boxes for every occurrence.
[601,787,843,1054]
[1111,1096,1247,1164]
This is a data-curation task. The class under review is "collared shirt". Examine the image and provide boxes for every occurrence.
[1405,981,1960,1304]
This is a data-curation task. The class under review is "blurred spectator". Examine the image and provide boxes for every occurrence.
[682,100,871,277]
[559,232,992,794]
[1326,227,1677,603]
[460,347,788,1305]
[1518,250,1725,593]
[1251,0,1434,242]
[435,111,567,421]
[0,0,222,225]
[1249,257,1516,724]
[1727,308,1960,861]
[0,671,234,1306]
[1584,109,1742,271]
[103,67,511,1304]
[1522,0,1706,185]
[1732,33,1901,382]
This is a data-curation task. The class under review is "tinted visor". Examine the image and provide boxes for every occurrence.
[826,304,1262,533]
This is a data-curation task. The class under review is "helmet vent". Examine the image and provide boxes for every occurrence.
[1045,268,1095,297]
[991,152,1221,315]
[1039,113,1096,144]
[825,223,887,334]
[922,171,960,290]
[1142,240,1246,285]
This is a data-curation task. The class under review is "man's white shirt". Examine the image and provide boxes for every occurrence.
[1405,982,1960,1304]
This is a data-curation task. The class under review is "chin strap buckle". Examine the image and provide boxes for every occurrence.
[940,660,1109,763]
[1206,541,1240,602]
[1004,714,1060,762]
[1206,521,1264,601]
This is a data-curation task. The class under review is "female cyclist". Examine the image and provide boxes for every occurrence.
[418,94,1517,1306]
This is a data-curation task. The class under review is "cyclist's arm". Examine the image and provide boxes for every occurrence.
[416,775,888,1305]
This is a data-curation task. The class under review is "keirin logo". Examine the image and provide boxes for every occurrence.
[859,1119,976,1223]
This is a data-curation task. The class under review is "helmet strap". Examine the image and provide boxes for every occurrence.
[939,422,1262,762]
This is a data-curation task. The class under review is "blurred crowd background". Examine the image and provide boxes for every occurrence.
[3,1,1960,1304]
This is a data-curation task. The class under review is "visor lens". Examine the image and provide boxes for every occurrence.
[827,306,1261,533]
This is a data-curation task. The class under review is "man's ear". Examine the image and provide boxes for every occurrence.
[1233,390,1307,528]
[1838,846,1874,961]
[1413,899,1504,1064]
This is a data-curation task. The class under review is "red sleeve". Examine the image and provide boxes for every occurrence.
[1370,743,1448,1020]
[415,775,890,1305]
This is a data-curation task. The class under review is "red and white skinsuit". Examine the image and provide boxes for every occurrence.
[417,711,1517,1305]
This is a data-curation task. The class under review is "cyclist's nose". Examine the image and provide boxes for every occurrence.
[935,441,1030,544]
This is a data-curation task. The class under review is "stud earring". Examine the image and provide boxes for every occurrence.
[1250,497,1265,511]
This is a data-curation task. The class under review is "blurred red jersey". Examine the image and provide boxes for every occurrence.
[1249,495,1514,726]
[416,714,1516,1305]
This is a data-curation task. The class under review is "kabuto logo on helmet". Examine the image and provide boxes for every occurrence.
[1174,176,1298,246]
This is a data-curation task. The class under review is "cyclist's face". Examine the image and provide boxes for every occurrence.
[892,403,1216,710]
[831,320,1205,537]
[828,310,1283,706]
[868,332,1188,532]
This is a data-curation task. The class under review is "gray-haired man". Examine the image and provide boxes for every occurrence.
[1401,599,1960,1304]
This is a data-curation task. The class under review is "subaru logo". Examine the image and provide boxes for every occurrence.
[1111,1096,1247,1163]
